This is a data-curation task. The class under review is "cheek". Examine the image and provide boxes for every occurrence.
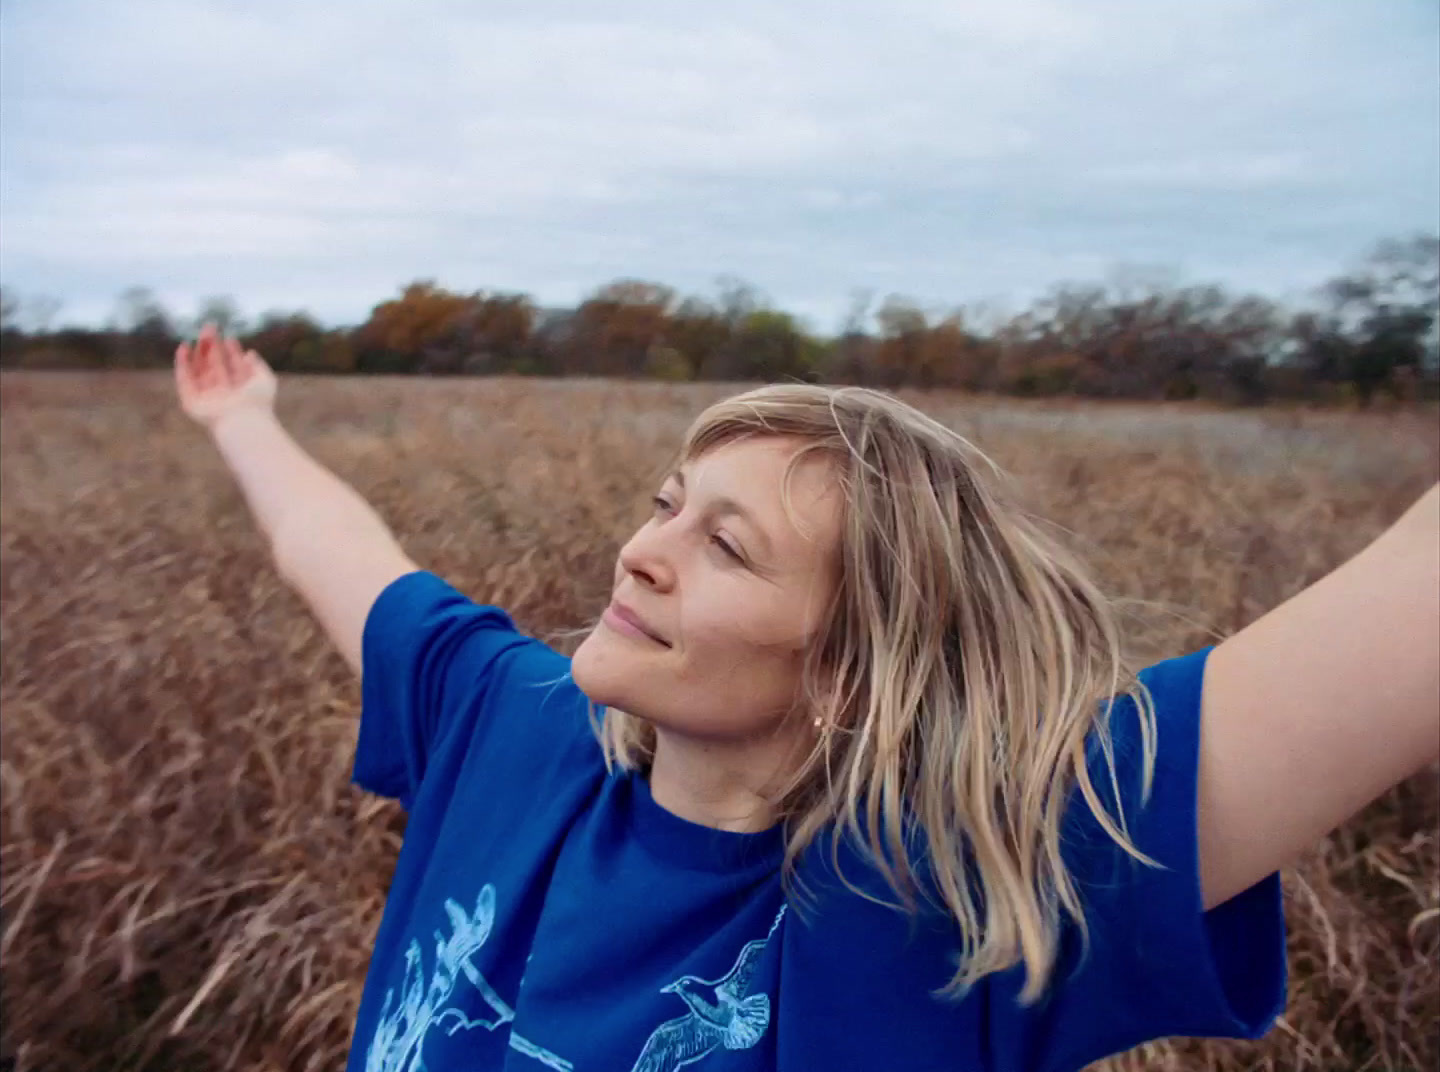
[687,601,813,660]
[672,616,808,697]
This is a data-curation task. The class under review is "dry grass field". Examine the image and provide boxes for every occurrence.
[1,370,1437,1071]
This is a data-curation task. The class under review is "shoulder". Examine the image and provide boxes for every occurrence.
[365,569,575,701]
[356,569,600,806]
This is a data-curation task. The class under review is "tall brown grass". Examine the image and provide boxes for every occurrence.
[1,370,1436,1071]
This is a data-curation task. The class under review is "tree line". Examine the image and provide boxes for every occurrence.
[2,233,1436,405]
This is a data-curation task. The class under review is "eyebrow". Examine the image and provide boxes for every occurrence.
[668,469,774,557]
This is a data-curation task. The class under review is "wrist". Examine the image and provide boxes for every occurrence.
[209,405,280,442]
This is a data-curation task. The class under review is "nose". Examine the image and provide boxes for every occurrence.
[617,520,677,593]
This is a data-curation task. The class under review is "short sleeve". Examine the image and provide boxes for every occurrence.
[355,570,552,809]
[1022,647,1288,1072]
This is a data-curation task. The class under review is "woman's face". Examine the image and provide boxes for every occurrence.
[572,436,842,743]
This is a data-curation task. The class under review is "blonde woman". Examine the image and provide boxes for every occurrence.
[176,323,1439,1072]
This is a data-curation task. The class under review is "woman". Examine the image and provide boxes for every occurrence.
[176,323,1438,1072]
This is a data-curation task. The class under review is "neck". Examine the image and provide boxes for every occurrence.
[647,729,790,833]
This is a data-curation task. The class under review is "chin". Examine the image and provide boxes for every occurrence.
[569,627,629,708]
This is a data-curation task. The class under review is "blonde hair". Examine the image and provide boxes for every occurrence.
[597,384,1158,1003]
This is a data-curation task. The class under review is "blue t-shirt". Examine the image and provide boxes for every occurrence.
[347,571,1286,1072]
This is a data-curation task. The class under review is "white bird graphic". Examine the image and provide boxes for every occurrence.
[366,886,502,1072]
[367,884,574,1072]
[630,907,785,1072]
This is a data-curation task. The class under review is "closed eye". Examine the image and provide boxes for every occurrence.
[652,495,747,566]
[711,535,745,563]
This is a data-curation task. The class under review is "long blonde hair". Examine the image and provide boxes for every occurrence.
[597,384,1158,1003]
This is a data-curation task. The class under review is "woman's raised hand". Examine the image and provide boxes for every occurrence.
[174,322,278,429]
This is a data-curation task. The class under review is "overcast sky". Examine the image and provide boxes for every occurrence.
[1,0,1436,333]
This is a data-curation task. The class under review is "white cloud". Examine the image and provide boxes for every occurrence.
[1083,153,1317,190]
[0,0,1435,330]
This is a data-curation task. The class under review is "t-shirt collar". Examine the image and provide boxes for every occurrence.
[623,768,786,874]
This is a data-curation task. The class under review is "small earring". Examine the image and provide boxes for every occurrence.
[812,715,824,730]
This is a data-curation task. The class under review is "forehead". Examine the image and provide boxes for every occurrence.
[680,437,842,555]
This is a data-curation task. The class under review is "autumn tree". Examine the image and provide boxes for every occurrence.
[1309,233,1439,404]
[871,297,982,388]
[664,297,729,380]
[729,309,817,382]
[672,280,823,382]
[565,280,676,377]
[243,313,354,373]
[453,292,537,375]
[112,287,177,368]
[354,281,467,373]
[352,282,536,375]
[1000,279,1284,400]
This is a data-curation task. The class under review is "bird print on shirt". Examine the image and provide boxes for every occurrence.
[364,883,572,1072]
[630,905,787,1072]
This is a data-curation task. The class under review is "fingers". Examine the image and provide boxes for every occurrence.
[177,324,261,405]
[245,348,270,376]
[174,342,193,400]
[192,329,216,391]
[223,338,247,383]
[195,322,218,386]
[186,323,232,392]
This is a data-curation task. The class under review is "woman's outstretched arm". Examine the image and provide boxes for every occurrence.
[177,324,418,677]
[1196,481,1440,910]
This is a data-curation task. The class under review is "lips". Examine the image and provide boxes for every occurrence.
[606,600,670,646]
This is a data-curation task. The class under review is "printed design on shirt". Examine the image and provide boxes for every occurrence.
[364,883,572,1072]
[630,904,788,1072]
